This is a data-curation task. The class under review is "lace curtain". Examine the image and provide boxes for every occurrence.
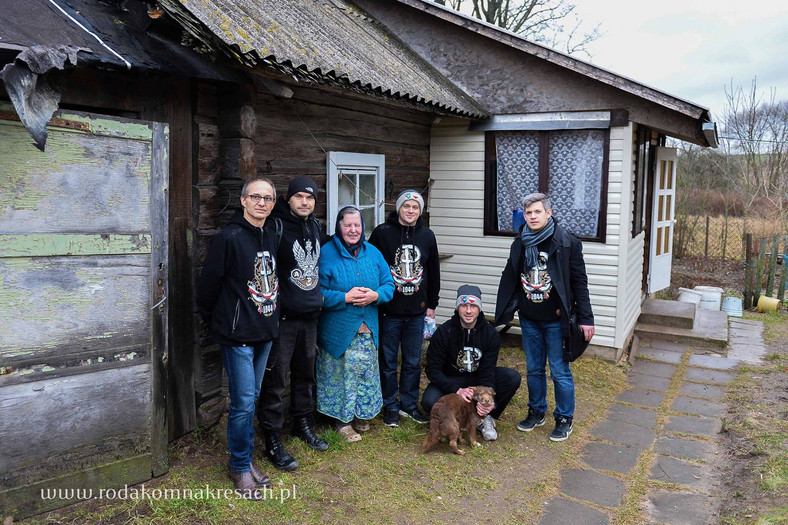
[495,130,604,237]
[495,131,539,231]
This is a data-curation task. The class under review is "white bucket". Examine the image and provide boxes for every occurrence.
[677,287,702,307]
[694,286,723,311]
[722,296,743,317]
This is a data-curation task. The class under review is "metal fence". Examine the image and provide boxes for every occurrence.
[674,215,786,261]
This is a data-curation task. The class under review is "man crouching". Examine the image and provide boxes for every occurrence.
[420,285,521,441]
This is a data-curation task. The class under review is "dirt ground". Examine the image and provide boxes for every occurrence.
[717,332,788,523]
[668,256,746,295]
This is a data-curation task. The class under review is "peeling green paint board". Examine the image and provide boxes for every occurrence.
[0,453,152,519]
[0,254,152,351]
[0,363,151,474]
[0,121,152,233]
[0,233,152,257]
[56,112,154,141]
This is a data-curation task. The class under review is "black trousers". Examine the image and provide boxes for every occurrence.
[256,316,318,432]
[420,367,522,420]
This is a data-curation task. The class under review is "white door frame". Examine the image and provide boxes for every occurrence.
[648,146,677,293]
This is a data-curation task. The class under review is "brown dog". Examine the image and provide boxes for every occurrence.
[422,385,496,455]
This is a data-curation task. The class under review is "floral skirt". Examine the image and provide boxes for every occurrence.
[316,333,382,423]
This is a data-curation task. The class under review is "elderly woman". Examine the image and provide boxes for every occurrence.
[317,206,394,442]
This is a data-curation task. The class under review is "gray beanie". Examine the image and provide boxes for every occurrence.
[456,284,483,311]
[395,189,424,215]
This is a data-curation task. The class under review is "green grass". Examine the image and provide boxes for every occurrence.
[27,347,628,525]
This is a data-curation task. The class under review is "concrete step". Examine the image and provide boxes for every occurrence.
[635,309,729,349]
[638,299,696,329]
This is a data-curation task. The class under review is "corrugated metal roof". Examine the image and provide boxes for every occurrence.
[157,0,488,118]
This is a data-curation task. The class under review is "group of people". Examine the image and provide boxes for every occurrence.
[197,175,594,500]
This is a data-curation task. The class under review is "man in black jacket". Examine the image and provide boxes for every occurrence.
[494,193,594,442]
[197,177,280,500]
[369,190,440,427]
[421,285,521,441]
[257,176,328,472]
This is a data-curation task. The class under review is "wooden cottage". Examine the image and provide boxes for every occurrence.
[356,0,718,360]
[1,0,716,517]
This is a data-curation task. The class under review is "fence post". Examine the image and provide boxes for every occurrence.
[722,214,728,260]
[765,235,779,298]
[754,238,766,308]
[777,234,788,303]
[704,215,710,258]
[744,233,753,309]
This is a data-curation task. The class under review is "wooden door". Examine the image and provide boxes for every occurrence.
[0,104,169,518]
[648,146,677,293]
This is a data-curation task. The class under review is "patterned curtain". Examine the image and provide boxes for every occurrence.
[548,130,604,237]
[495,131,539,231]
[494,129,604,237]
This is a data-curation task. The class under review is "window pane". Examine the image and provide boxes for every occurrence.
[338,170,356,208]
[358,172,376,206]
[495,131,539,231]
[361,207,375,238]
[548,130,604,237]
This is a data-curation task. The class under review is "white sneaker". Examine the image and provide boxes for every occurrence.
[478,415,497,441]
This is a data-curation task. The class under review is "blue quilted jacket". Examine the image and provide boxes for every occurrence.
[317,236,394,358]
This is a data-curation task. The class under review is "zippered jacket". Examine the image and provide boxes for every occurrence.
[493,221,593,336]
[197,210,280,345]
[266,197,325,319]
[368,211,440,316]
[425,312,499,392]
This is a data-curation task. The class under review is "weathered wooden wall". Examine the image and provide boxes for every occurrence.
[192,79,435,421]
[48,69,198,440]
[0,105,168,518]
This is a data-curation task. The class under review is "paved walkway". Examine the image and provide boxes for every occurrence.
[538,318,765,525]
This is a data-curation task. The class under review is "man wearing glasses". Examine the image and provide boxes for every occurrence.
[257,176,329,472]
[197,177,280,500]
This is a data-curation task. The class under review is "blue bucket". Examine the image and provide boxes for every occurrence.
[722,296,743,317]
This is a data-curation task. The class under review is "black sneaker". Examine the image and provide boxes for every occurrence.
[517,407,546,432]
[550,416,573,442]
[399,408,429,424]
[383,409,400,427]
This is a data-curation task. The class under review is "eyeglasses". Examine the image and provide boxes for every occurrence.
[246,194,275,204]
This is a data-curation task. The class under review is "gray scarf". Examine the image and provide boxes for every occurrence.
[520,216,555,269]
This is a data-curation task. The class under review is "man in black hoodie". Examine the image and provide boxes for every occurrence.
[421,285,521,441]
[369,189,440,427]
[197,177,280,500]
[256,176,328,472]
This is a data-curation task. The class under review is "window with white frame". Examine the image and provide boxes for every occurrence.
[326,151,385,237]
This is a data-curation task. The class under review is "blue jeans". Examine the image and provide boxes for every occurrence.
[221,342,272,473]
[520,319,574,418]
[379,314,425,412]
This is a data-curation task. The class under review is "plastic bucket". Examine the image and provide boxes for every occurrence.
[757,296,782,313]
[721,296,743,317]
[694,286,723,311]
[677,288,702,307]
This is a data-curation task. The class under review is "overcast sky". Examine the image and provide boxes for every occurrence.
[574,0,788,122]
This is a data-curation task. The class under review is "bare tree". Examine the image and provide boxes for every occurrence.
[434,0,600,58]
[720,78,788,226]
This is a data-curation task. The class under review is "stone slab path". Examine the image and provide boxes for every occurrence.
[537,319,764,524]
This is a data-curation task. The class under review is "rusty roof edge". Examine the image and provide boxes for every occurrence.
[393,0,712,123]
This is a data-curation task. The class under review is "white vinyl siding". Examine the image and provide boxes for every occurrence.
[430,119,640,354]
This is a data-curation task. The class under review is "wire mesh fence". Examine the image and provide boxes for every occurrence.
[674,215,786,261]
